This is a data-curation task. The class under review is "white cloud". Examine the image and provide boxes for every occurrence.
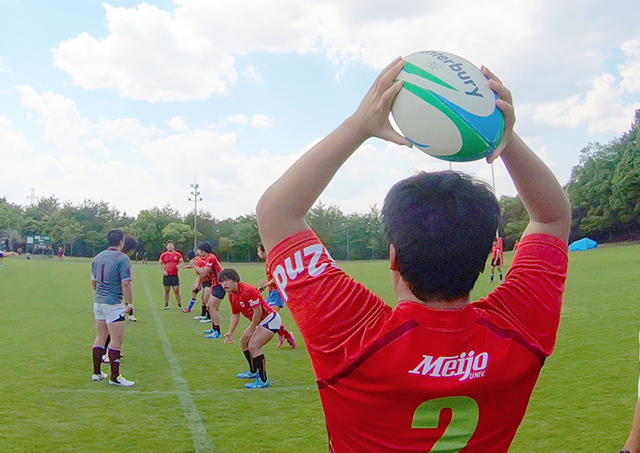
[223,114,248,125]
[168,116,190,132]
[528,73,640,135]
[250,114,273,130]
[619,39,640,93]
[243,64,263,84]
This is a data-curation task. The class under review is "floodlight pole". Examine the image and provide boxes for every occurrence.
[189,184,202,251]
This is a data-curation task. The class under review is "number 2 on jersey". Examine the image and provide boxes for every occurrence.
[411,396,479,452]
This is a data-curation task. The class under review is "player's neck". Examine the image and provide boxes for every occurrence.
[393,272,469,310]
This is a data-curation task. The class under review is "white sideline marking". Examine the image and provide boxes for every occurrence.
[142,278,214,453]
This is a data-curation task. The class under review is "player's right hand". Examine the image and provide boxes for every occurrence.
[223,332,234,344]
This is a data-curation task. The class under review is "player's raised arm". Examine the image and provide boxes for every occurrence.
[482,67,571,242]
[256,57,412,252]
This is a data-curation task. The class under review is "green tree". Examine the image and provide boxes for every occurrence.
[217,236,233,261]
[161,222,194,252]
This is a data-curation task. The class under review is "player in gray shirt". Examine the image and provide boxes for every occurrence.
[90,229,135,387]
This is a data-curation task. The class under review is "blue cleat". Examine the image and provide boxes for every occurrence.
[203,329,214,334]
[245,377,271,389]
[204,331,221,339]
[236,370,259,379]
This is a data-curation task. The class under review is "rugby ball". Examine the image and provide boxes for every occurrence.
[392,51,504,162]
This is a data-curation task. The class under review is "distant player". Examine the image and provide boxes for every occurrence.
[57,246,64,260]
[196,241,225,338]
[182,249,206,316]
[220,268,280,389]
[159,241,184,309]
[90,229,136,387]
[256,242,296,349]
[490,236,504,282]
[256,59,570,450]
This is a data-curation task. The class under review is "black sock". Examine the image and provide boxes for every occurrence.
[244,350,256,373]
[253,354,266,382]
[200,305,207,317]
[213,325,220,334]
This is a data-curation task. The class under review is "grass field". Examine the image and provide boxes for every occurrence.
[0,244,639,452]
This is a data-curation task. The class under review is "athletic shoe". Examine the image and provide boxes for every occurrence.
[109,375,135,387]
[128,315,137,322]
[236,370,259,379]
[199,318,211,323]
[91,371,108,381]
[277,331,285,349]
[183,308,191,313]
[204,331,221,339]
[164,306,170,310]
[102,354,109,363]
[286,332,297,349]
[193,315,203,320]
[203,328,214,334]
[245,377,271,389]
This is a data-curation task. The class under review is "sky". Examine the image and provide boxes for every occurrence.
[1,0,639,219]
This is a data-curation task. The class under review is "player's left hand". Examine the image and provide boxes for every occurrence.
[481,66,515,164]
[223,332,234,344]
[125,304,133,315]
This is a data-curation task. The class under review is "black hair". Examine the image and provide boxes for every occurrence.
[257,242,264,251]
[166,241,174,246]
[218,268,240,283]
[107,229,125,247]
[198,241,212,254]
[186,249,196,260]
[123,237,138,254]
[381,171,499,301]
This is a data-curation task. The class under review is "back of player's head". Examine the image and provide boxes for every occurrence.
[123,237,138,254]
[257,242,265,252]
[186,249,196,260]
[218,268,240,283]
[381,171,499,301]
[198,241,212,254]
[107,229,125,247]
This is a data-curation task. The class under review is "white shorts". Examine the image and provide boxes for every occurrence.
[94,303,126,324]
[260,311,282,333]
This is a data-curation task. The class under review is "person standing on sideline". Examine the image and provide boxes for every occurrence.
[490,236,504,282]
[256,58,570,451]
[256,242,296,349]
[221,268,281,389]
[90,229,136,387]
[159,241,184,309]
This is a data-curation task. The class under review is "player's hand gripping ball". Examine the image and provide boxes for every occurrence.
[392,51,504,162]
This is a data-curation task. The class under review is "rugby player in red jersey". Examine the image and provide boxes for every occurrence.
[220,268,280,389]
[257,242,296,349]
[181,249,206,315]
[489,236,505,283]
[256,58,570,452]
[159,241,184,309]
[196,241,225,338]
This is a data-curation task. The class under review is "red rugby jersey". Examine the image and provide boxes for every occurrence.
[229,282,274,322]
[267,230,567,452]
[159,251,182,276]
[202,253,222,285]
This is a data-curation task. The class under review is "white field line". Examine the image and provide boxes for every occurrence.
[141,277,214,453]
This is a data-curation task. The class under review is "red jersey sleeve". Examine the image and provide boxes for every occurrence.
[267,229,392,379]
[474,233,568,356]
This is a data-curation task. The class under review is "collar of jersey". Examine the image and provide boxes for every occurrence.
[395,300,480,330]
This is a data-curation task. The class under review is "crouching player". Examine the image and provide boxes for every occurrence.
[90,229,135,387]
[257,242,296,349]
[182,249,206,315]
[221,268,280,389]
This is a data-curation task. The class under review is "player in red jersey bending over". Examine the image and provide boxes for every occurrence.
[196,241,225,338]
[159,241,184,309]
[220,268,281,389]
[257,242,296,349]
[256,58,570,452]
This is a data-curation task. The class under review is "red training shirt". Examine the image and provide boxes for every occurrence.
[202,253,222,285]
[267,230,568,453]
[229,282,274,322]
[159,251,182,276]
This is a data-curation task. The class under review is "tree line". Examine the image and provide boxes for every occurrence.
[1,110,638,260]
